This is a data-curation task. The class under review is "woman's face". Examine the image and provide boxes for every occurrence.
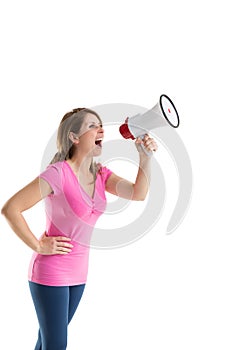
[77,113,104,157]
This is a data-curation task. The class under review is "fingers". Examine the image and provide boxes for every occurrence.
[39,235,74,255]
[136,134,158,152]
[54,236,73,254]
[135,137,143,144]
[55,236,73,243]
[144,135,158,152]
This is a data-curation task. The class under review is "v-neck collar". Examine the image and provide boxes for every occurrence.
[64,160,96,201]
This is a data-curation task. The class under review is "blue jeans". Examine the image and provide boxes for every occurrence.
[29,281,85,350]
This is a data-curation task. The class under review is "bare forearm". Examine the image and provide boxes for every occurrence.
[133,155,151,200]
[1,178,73,255]
[2,208,39,252]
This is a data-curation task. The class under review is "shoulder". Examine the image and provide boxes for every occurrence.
[39,161,64,196]
[40,161,64,175]
[96,163,113,184]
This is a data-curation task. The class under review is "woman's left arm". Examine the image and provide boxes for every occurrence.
[105,134,158,201]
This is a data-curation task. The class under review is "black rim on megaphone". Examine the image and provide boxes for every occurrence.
[159,94,180,128]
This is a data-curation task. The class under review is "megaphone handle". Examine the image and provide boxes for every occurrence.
[138,135,153,157]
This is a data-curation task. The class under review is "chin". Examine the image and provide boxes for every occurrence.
[93,147,102,157]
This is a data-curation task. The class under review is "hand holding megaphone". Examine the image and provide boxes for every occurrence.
[119,94,180,156]
[135,134,158,156]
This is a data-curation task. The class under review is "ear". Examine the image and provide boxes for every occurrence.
[69,132,79,144]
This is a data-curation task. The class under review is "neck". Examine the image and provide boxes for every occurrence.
[68,151,93,176]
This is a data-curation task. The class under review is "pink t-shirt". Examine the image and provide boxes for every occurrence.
[28,160,112,286]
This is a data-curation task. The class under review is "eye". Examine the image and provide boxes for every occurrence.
[89,123,102,129]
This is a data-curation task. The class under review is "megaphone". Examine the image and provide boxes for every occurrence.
[119,94,180,143]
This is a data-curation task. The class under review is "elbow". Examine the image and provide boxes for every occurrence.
[1,201,17,218]
[132,184,149,201]
[136,195,147,201]
[1,203,10,217]
[132,192,148,201]
[1,203,7,216]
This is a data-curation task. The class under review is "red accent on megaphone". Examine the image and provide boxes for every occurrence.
[119,118,135,140]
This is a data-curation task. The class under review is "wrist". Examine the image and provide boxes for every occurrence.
[139,153,152,164]
[34,240,41,254]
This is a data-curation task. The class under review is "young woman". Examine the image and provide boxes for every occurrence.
[1,107,158,350]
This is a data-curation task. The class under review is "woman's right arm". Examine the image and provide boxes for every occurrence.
[1,177,73,255]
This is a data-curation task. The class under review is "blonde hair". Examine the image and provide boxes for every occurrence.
[50,107,102,180]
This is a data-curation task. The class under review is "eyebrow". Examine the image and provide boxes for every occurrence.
[88,121,103,126]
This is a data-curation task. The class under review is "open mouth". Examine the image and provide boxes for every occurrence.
[95,138,103,147]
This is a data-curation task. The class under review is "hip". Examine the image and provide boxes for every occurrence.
[28,240,90,286]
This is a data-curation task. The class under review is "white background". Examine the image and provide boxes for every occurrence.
[0,1,232,349]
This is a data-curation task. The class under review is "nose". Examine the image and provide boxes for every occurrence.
[98,125,104,135]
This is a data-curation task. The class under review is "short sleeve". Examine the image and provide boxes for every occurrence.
[99,166,113,184]
[39,163,62,196]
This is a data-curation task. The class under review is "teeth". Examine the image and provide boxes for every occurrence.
[95,138,103,147]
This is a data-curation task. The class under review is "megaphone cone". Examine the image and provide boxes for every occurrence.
[119,94,180,140]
